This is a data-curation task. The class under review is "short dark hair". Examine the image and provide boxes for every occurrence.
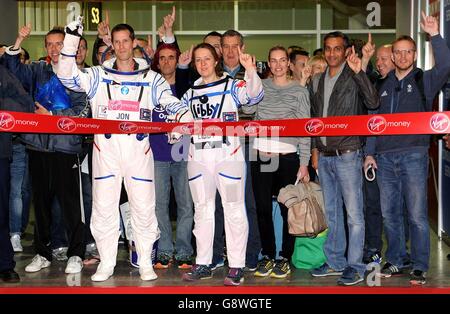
[313,48,323,56]
[193,43,223,77]
[111,23,135,41]
[203,31,222,41]
[151,43,181,73]
[221,29,244,47]
[392,35,417,51]
[323,31,350,49]
[79,36,88,49]
[289,50,309,63]
[45,27,65,45]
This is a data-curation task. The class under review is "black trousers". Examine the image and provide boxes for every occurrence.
[0,158,15,272]
[251,152,298,260]
[28,150,85,261]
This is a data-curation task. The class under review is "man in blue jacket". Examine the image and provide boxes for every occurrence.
[364,12,450,285]
[3,25,87,275]
[0,65,34,282]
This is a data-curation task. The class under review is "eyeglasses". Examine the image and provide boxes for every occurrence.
[393,49,416,57]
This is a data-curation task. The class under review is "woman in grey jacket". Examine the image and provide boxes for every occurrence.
[251,46,311,279]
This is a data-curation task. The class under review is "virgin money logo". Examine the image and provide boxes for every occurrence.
[243,122,260,135]
[305,119,324,135]
[180,123,200,135]
[367,116,387,134]
[0,112,16,131]
[119,122,138,133]
[430,113,449,133]
[57,118,77,133]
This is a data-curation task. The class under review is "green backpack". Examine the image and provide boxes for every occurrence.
[291,229,328,269]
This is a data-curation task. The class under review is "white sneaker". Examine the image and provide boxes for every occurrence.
[25,254,51,272]
[139,266,158,281]
[91,264,114,282]
[10,234,23,252]
[65,256,83,274]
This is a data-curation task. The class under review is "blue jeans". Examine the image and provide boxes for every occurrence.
[318,151,365,275]
[51,198,68,249]
[154,160,193,258]
[377,150,430,271]
[9,142,31,235]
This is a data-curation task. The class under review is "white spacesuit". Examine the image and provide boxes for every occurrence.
[57,23,184,281]
[180,73,263,268]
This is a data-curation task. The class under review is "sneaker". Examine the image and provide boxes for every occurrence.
[254,256,275,277]
[244,264,257,272]
[52,247,68,261]
[25,254,51,273]
[10,234,23,253]
[311,263,343,277]
[270,258,291,279]
[86,242,98,256]
[65,256,83,274]
[409,269,426,285]
[139,266,157,281]
[363,251,382,264]
[378,262,403,278]
[182,264,212,281]
[337,266,364,286]
[176,256,193,269]
[154,254,171,269]
[224,268,244,286]
[209,259,225,271]
[91,264,114,282]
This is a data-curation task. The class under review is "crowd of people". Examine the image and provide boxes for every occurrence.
[0,8,449,287]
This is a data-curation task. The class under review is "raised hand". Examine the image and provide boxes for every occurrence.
[13,23,32,49]
[420,11,439,36]
[163,6,176,30]
[65,15,84,37]
[300,65,312,87]
[97,10,111,46]
[238,45,256,71]
[179,45,193,66]
[362,33,375,59]
[18,23,32,41]
[346,46,362,74]
[143,34,154,59]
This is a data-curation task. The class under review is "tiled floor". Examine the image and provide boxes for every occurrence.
[2,229,450,288]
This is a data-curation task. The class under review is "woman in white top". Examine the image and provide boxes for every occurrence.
[251,45,311,279]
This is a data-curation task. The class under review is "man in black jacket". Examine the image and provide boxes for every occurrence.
[310,31,379,286]
[0,65,34,282]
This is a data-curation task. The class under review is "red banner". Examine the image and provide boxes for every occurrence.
[1,110,449,137]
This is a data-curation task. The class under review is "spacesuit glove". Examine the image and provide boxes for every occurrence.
[168,131,183,144]
[65,16,84,37]
[167,109,193,144]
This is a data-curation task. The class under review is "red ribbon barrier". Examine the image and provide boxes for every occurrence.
[1,110,449,137]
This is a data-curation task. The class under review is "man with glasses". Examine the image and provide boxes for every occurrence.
[364,12,450,285]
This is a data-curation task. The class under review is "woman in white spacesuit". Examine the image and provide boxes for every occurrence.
[57,21,185,282]
[181,43,264,286]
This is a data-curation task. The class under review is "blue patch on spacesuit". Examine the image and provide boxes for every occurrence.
[121,86,129,95]
[34,75,71,111]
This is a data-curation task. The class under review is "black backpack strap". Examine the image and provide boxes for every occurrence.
[414,69,426,111]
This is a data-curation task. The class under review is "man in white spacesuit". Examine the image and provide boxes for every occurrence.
[57,19,185,282]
